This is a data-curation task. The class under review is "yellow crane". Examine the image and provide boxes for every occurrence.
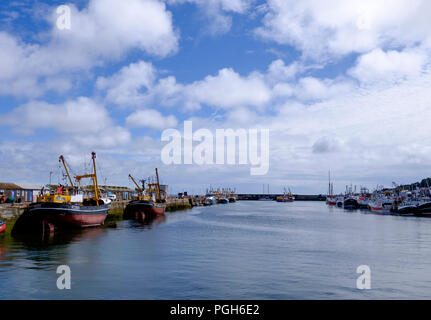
[129,174,144,193]
[75,152,100,205]
[59,155,74,188]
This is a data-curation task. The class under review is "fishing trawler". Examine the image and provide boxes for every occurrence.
[14,152,110,233]
[124,169,166,221]
[276,188,295,202]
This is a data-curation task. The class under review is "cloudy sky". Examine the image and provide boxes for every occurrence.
[1,0,431,194]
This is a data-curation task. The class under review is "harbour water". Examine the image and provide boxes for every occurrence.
[1,201,431,299]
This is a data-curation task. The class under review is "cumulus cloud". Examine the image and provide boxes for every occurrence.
[348,48,429,84]
[0,0,178,97]
[126,109,178,129]
[97,61,156,106]
[255,0,431,59]
[0,97,130,147]
[97,59,300,110]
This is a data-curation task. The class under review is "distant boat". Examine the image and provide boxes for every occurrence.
[414,201,431,217]
[368,199,393,214]
[228,197,237,203]
[357,196,369,209]
[396,203,418,216]
[217,198,229,204]
[204,196,217,206]
[336,196,344,207]
[343,196,359,210]
[0,221,6,233]
[326,171,336,205]
[276,188,295,202]
[258,197,273,201]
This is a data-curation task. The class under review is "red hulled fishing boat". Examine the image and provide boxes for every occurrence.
[13,152,110,234]
[0,221,6,233]
[124,169,166,221]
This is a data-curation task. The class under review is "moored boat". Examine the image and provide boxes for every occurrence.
[217,197,229,204]
[277,187,295,202]
[343,196,359,210]
[336,196,344,207]
[124,169,166,221]
[13,152,109,234]
[414,201,431,217]
[326,171,336,205]
[0,221,6,233]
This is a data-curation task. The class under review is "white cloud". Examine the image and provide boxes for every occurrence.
[349,48,429,83]
[294,77,354,101]
[126,109,178,129]
[185,68,271,109]
[0,0,178,98]
[0,97,131,147]
[97,61,156,106]
[256,0,431,59]
[97,61,274,110]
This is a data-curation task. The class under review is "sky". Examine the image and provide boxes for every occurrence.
[1,0,431,194]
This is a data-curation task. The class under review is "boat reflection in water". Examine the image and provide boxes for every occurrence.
[126,214,167,230]
[13,224,108,244]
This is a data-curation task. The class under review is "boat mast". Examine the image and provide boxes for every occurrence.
[155,168,161,203]
[74,152,100,206]
[91,152,99,203]
[59,155,74,188]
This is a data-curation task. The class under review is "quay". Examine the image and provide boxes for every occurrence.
[0,198,192,221]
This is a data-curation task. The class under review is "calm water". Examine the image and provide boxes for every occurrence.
[1,201,431,299]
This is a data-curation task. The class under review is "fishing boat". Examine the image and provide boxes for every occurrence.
[396,203,418,216]
[124,169,166,221]
[14,153,110,233]
[217,197,229,204]
[258,197,273,201]
[204,196,217,206]
[276,188,295,202]
[336,195,344,207]
[326,171,336,205]
[368,198,393,214]
[357,196,369,209]
[414,201,431,217]
[0,221,6,233]
[228,189,237,203]
[343,196,359,210]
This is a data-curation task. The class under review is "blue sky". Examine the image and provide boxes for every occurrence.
[1,0,431,194]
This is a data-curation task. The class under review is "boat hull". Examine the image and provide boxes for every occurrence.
[414,202,431,217]
[13,202,109,233]
[344,198,359,210]
[124,200,165,221]
[0,222,6,233]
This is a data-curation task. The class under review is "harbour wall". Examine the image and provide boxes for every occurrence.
[0,198,192,221]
